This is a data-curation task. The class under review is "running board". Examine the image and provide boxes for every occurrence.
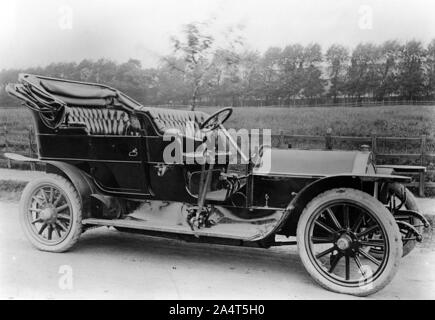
[82,218,266,241]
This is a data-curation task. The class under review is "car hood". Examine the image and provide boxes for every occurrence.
[253,148,373,176]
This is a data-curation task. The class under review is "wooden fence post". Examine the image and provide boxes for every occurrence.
[419,171,425,197]
[279,131,285,148]
[28,126,36,171]
[419,135,427,197]
[325,127,333,150]
[420,135,426,166]
[371,132,377,164]
[4,125,11,169]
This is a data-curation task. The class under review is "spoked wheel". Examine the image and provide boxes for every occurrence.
[19,174,82,252]
[297,188,402,296]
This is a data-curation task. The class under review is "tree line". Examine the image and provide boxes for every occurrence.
[1,23,435,109]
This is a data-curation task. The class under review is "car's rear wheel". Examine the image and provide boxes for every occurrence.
[296,188,402,296]
[19,174,82,252]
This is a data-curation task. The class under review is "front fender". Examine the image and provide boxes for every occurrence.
[277,173,411,237]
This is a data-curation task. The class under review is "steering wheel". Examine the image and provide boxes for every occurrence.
[200,107,233,132]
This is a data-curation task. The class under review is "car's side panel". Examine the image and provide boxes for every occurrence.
[39,134,91,159]
[39,133,148,193]
[252,175,316,208]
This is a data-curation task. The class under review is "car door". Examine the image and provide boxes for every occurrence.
[89,135,148,193]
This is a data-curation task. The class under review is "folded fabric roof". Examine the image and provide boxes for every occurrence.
[17,73,142,110]
[40,78,117,99]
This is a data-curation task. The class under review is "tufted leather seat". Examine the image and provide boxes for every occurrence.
[64,106,209,137]
[142,107,209,138]
[65,106,137,135]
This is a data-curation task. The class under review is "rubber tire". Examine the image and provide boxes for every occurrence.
[19,174,82,252]
[388,183,420,257]
[296,188,402,296]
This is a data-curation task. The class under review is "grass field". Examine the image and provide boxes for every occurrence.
[202,105,435,137]
[1,105,435,137]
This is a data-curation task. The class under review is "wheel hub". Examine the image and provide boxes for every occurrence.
[336,234,353,250]
[40,205,57,223]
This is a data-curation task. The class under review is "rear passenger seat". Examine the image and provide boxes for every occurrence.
[65,106,139,136]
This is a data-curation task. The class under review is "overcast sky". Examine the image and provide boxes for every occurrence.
[0,0,434,70]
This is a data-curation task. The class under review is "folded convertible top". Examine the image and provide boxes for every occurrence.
[7,73,143,109]
[40,78,118,99]
[6,73,144,129]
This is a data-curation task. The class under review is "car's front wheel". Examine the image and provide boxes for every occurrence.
[19,174,82,252]
[296,188,402,296]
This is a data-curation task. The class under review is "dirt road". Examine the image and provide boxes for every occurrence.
[1,201,434,300]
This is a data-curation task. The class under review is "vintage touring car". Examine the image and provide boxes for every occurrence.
[5,74,429,296]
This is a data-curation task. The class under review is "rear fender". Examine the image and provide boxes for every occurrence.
[3,154,97,216]
[278,174,411,237]
[4,155,96,209]
[45,161,97,218]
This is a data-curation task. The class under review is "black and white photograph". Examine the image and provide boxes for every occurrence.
[0,0,434,302]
